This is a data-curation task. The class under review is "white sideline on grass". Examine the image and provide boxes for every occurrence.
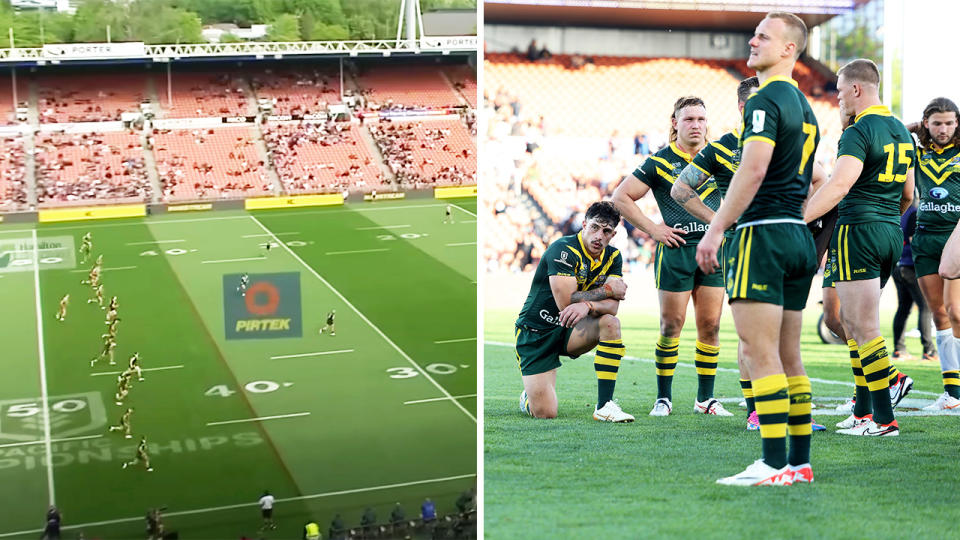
[484,341,941,397]
[125,240,185,245]
[201,256,266,264]
[325,248,390,255]
[206,412,311,426]
[405,394,478,405]
[0,473,477,538]
[68,266,137,273]
[249,215,476,423]
[30,229,55,506]
[270,349,354,359]
[90,365,184,377]
[355,224,411,230]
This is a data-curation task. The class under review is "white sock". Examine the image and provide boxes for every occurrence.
[937,329,959,372]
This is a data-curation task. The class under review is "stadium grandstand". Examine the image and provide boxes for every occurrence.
[0,1,477,539]
[0,55,475,214]
[484,1,863,274]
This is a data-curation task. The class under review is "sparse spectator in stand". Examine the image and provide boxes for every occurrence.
[570,53,587,69]
[634,132,649,156]
[526,39,539,62]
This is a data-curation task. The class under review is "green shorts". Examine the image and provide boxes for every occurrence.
[721,231,737,290]
[832,222,902,288]
[726,221,817,310]
[515,324,577,376]
[912,228,950,278]
[654,242,724,292]
[822,246,838,289]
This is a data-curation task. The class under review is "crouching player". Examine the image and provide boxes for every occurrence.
[515,201,633,422]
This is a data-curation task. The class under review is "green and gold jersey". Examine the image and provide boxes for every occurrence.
[740,76,820,223]
[692,129,741,198]
[836,105,915,226]
[633,141,722,244]
[916,143,960,233]
[517,233,622,330]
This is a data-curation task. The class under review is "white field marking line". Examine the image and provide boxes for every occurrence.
[405,394,477,405]
[434,337,476,344]
[125,239,185,246]
[30,230,55,505]
[206,412,310,426]
[271,349,354,360]
[356,224,411,230]
[450,203,477,218]
[325,248,389,256]
[242,232,300,238]
[201,256,266,264]
[713,396,957,416]
[0,434,103,449]
[250,215,477,423]
[0,473,477,537]
[69,266,137,273]
[485,341,941,397]
[0,203,451,234]
[90,365,184,377]
[445,242,476,247]
[459,219,477,223]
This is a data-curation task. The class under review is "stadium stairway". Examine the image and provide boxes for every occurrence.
[26,77,39,126]
[252,122,283,195]
[140,130,163,203]
[22,132,37,208]
[439,70,472,108]
[358,124,398,185]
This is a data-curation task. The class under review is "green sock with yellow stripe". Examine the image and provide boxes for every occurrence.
[739,379,755,415]
[848,339,872,418]
[695,341,719,402]
[655,335,679,400]
[595,339,625,408]
[787,375,812,466]
[888,363,903,387]
[753,373,789,470]
[859,336,894,425]
[943,370,960,399]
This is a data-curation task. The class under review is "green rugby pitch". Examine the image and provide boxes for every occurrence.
[0,199,477,538]
[485,308,958,539]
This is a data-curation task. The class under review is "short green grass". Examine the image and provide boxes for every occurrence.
[485,308,956,539]
[0,198,477,539]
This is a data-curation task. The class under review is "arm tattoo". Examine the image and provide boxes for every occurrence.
[571,288,609,302]
[677,163,710,189]
[672,181,699,205]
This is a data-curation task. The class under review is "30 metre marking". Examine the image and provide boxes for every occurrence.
[250,215,476,423]
[30,229,55,505]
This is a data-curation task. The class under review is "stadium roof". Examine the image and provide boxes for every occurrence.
[423,9,478,36]
[485,1,863,30]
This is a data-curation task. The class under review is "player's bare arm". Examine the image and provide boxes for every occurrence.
[612,174,687,247]
[940,219,960,279]
[696,139,773,272]
[802,155,863,223]
[899,168,915,215]
[670,164,715,223]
